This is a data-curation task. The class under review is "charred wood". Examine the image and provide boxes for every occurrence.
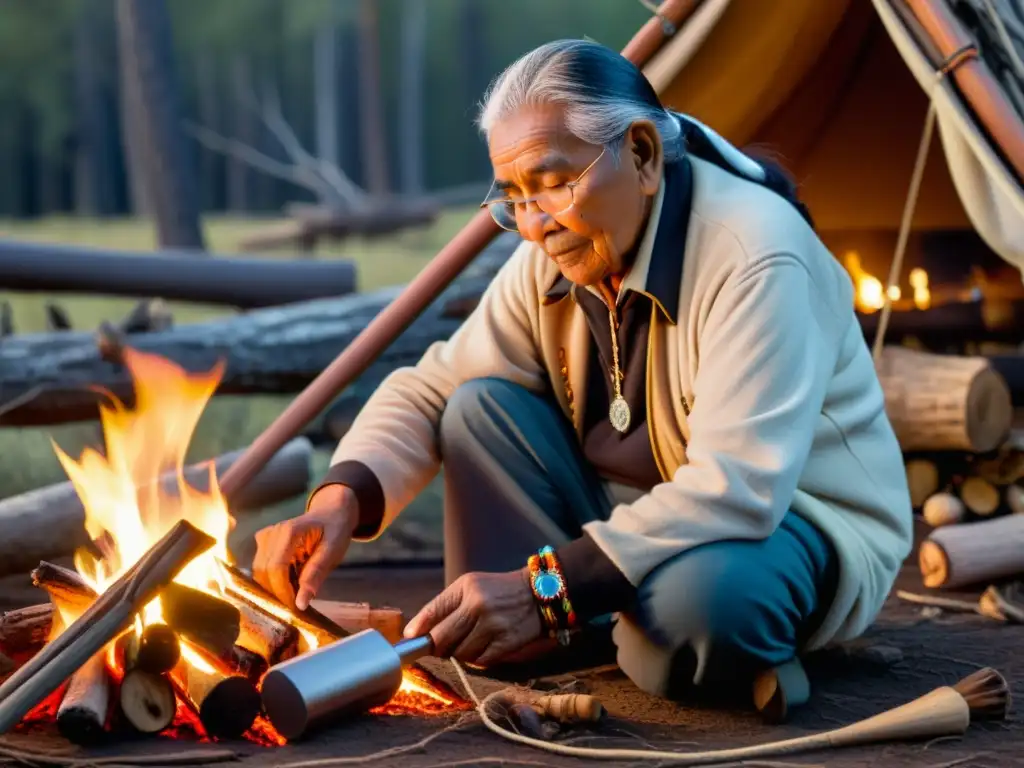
[0,438,312,577]
[0,520,213,732]
[170,645,261,739]
[0,238,356,309]
[160,582,240,659]
[31,561,96,618]
[0,604,57,660]
[56,651,112,744]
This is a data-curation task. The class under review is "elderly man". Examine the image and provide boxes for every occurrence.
[253,39,912,701]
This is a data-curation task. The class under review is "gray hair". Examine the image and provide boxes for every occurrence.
[477,39,685,162]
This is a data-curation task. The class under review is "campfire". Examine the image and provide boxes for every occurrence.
[0,349,467,747]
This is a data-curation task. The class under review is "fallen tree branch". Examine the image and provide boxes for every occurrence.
[0,235,520,428]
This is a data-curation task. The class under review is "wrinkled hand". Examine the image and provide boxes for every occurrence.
[403,570,544,666]
[253,485,358,610]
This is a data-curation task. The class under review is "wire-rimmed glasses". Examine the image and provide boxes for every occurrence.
[480,148,607,233]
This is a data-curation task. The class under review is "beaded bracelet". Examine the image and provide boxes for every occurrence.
[527,545,577,645]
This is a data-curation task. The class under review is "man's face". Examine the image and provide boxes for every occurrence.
[486,103,661,286]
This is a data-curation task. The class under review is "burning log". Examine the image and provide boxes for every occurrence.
[217,561,348,650]
[232,597,299,665]
[0,235,520,429]
[171,646,261,739]
[117,624,181,676]
[0,238,357,309]
[875,347,1012,453]
[920,514,1024,588]
[119,668,177,734]
[0,520,214,733]
[0,604,58,659]
[0,437,312,577]
[31,561,96,617]
[160,583,240,659]
[56,651,112,745]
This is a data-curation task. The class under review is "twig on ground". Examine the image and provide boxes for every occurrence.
[896,591,983,615]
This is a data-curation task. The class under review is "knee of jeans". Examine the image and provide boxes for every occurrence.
[440,377,531,446]
[636,546,778,654]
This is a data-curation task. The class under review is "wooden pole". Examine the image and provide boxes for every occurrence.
[216,0,702,498]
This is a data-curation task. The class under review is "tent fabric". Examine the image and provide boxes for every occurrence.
[640,0,1024,275]
[871,0,1024,271]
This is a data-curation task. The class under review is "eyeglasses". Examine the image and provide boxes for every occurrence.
[480,148,607,233]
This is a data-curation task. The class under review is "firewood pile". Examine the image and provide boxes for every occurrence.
[0,536,456,747]
[882,345,1024,603]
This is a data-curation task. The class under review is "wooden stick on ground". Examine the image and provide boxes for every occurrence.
[56,650,112,745]
[0,520,214,732]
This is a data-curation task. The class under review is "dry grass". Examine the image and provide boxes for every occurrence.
[0,212,470,545]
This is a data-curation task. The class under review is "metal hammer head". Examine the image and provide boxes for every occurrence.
[261,629,433,740]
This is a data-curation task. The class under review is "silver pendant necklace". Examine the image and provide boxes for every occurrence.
[607,308,631,433]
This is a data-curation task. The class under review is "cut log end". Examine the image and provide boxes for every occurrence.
[960,477,1001,516]
[919,540,950,588]
[198,676,262,739]
[119,668,176,734]
[922,493,966,528]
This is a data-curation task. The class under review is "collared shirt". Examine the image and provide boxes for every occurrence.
[544,158,693,495]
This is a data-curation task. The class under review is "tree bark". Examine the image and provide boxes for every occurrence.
[115,0,206,249]
[398,0,428,195]
[355,0,390,195]
[314,13,340,170]
[226,55,252,213]
[0,235,520,429]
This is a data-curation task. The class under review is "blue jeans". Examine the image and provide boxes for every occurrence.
[439,377,837,697]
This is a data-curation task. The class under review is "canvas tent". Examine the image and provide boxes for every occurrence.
[641,0,1024,283]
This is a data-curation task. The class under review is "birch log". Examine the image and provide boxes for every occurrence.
[875,347,1012,452]
[919,514,1024,588]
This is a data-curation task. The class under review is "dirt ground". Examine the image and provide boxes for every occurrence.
[0,554,1021,768]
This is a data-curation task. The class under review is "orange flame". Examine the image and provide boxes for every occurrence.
[52,349,230,623]
[48,347,458,730]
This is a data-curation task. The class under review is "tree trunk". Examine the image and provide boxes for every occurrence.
[73,4,102,216]
[226,55,253,213]
[118,16,151,218]
[398,0,428,195]
[314,16,340,170]
[115,0,206,249]
[194,51,223,213]
[355,0,390,195]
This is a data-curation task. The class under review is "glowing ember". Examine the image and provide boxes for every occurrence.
[17,348,463,744]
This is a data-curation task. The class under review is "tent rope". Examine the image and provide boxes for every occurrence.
[871,45,978,362]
